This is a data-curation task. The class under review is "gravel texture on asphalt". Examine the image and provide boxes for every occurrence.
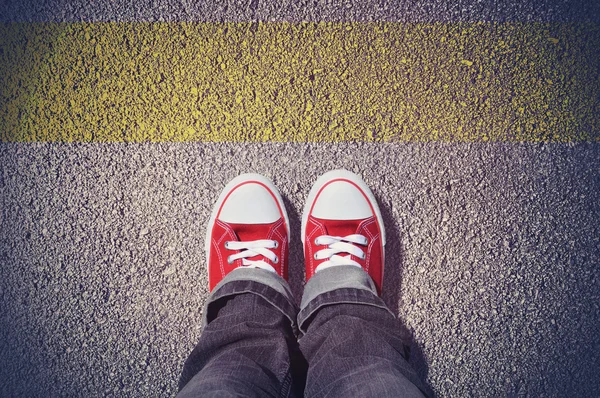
[2,0,600,22]
[2,22,599,142]
[1,0,599,397]
[1,142,599,397]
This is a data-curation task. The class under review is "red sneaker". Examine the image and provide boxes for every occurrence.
[301,170,386,294]
[205,174,290,291]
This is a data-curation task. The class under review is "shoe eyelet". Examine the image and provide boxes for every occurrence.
[227,256,233,264]
[313,253,318,260]
[360,253,366,260]
[224,241,230,249]
[314,238,319,246]
[273,256,279,264]
[273,241,279,249]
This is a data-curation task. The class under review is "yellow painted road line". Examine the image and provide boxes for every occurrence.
[1,22,599,142]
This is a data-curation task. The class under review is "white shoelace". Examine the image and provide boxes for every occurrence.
[225,239,278,273]
[313,234,368,273]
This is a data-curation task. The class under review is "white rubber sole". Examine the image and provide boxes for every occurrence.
[204,173,290,271]
[301,169,387,250]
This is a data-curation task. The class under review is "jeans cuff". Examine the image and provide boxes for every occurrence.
[300,265,378,309]
[202,268,299,334]
[298,265,395,334]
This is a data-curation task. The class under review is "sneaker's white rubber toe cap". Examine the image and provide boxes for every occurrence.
[218,182,281,224]
[310,180,373,220]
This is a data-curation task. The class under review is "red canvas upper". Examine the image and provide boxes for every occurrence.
[208,218,288,291]
[304,215,384,294]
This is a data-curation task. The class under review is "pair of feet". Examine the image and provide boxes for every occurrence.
[206,169,386,294]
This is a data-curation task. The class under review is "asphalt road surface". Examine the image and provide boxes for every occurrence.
[1,1,599,397]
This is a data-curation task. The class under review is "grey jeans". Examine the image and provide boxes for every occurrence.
[177,265,428,397]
